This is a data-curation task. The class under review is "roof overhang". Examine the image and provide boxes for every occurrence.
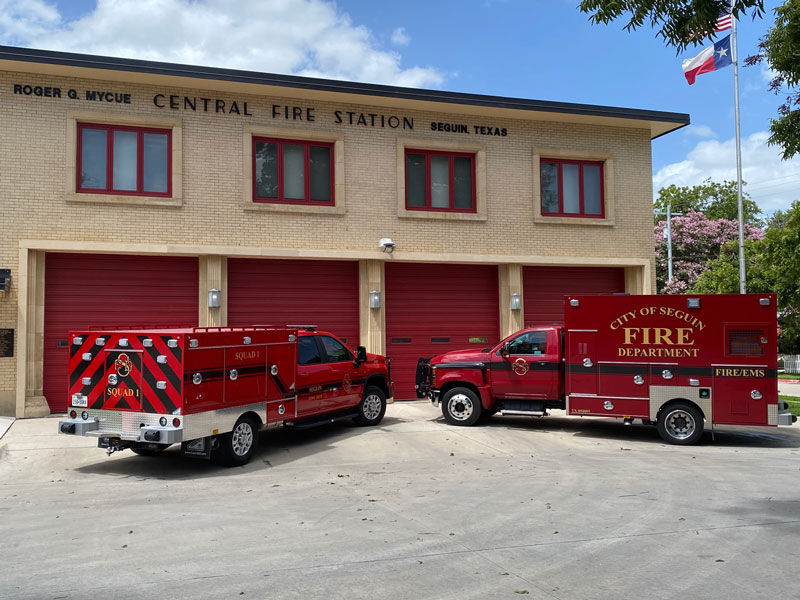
[0,45,690,139]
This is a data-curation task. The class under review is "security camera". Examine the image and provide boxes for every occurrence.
[378,238,396,253]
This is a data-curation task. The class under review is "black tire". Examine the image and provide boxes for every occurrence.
[212,415,259,466]
[442,387,482,426]
[657,403,704,445]
[131,443,171,456]
[354,386,387,426]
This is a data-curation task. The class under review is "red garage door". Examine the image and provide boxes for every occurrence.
[43,253,199,412]
[227,259,359,346]
[523,266,625,326]
[386,263,500,399]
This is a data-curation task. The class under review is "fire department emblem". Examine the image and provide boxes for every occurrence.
[342,373,352,392]
[114,353,133,378]
[512,358,529,376]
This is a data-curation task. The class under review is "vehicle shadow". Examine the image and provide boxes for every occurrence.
[480,415,800,449]
[73,416,404,480]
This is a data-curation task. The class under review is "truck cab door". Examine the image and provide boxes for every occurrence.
[318,335,361,411]
[491,330,558,399]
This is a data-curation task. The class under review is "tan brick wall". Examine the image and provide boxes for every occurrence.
[0,67,658,412]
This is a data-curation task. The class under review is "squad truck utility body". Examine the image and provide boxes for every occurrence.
[417,294,795,444]
[59,325,392,465]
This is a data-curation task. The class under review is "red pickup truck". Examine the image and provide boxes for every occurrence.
[416,294,795,445]
[59,325,393,465]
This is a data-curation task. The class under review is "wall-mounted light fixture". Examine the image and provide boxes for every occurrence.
[0,269,10,292]
[378,238,396,253]
[208,288,221,308]
[369,290,381,309]
[510,292,521,311]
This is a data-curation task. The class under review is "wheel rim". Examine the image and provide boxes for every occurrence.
[363,394,383,420]
[231,422,254,456]
[665,409,696,440]
[447,393,474,421]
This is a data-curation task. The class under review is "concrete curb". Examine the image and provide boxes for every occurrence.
[0,416,15,440]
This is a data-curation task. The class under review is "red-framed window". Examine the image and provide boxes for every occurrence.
[541,158,604,218]
[253,137,334,205]
[405,149,476,212]
[77,123,171,196]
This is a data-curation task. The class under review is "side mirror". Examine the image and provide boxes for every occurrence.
[354,346,367,367]
[500,342,511,358]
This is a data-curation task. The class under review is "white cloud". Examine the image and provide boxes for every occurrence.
[0,0,444,87]
[683,124,716,138]
[653,131,800,214]
[390,27,409,46]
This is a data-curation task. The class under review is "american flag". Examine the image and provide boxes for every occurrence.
[715,4,733,32]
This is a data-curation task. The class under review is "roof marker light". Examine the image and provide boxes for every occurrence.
[119,338,129,347]
[167,339,178,348]
[759,298,770,306]
[687,298,701,308]
[95,338,106,346]
[142,338,153,347]
[570,299,579,307]
[73,337,84,345]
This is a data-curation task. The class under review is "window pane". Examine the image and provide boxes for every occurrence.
[541,162,559,213]
[283,143,305,200]
[255,142,278,198]
[453,157,473,209]
[309,145,331,202]
[430,155,449,208]
[728,330,764,356]
[112,130,138,191]
[142,133,168,193]
[320,336,351,362]
[298,337,322,365]
[562,163,580,213]
[406,153,426,207]
[583,164,602,215]
[80,128,107,189]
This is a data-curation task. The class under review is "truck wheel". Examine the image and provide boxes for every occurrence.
[213,415,259,466]
[354,386,387,426]
[657,403,704,445]
[442,387,482,426]
[131,444,171,456]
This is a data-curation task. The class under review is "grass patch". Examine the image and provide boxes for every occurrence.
[780,396,800,416]
[778,373,800,380]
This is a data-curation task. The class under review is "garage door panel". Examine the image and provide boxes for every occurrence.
[386,263,499,399]
[228,259,359,346]
[43,253,199,412]
[523,266,625,327]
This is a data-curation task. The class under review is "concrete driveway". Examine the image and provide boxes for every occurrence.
[1,402,798,600]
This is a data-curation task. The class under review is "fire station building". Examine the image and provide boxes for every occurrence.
[0,46,689,417]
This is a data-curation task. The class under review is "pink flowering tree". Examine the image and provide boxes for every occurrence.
[655,209,765,294]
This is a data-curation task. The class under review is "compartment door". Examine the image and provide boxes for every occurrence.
[224,345,267,406]
[567,330,597,395]
[713,367,768,425]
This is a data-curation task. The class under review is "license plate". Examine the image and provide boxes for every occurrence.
[71,396,88,408]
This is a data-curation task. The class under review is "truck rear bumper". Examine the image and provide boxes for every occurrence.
[58,416,183,444]
[778,410,797,426]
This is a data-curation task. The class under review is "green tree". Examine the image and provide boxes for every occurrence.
[579,1,800,159]
[694,201,800,353]
[655,179,761,223]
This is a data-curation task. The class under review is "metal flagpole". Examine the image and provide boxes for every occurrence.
[731,12,746,293]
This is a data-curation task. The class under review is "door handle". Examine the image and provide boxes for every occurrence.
[582,358,593,368]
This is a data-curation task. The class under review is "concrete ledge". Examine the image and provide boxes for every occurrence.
[24,395,51,418]
[0,416,13,439]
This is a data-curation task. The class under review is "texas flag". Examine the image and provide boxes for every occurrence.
[682,35,732,84]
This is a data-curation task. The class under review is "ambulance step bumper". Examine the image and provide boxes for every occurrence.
[500,409,547,417]
[778,410,797,426]
[58,419,100,436]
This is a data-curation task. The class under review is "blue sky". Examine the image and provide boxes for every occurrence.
[2,0,797,214]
